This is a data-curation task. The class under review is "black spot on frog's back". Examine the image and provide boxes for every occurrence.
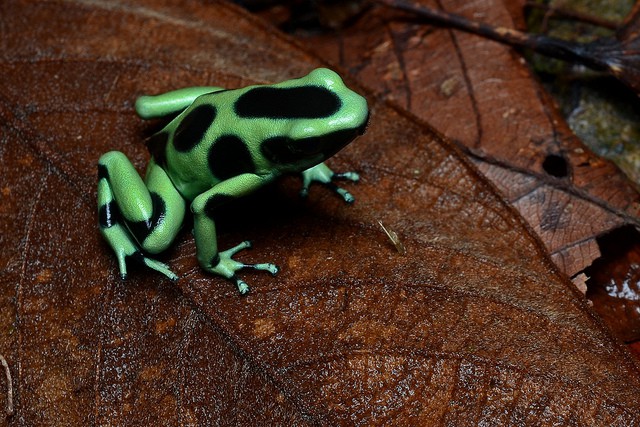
[173,104,217,152]
[208,135,256,181]
[234,86,341,119]
[146,131,169,167]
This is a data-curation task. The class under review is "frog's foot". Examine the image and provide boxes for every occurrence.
[115,250,178,282]
[140,255,179,281]
[101,215,179,281]
[208,241,278,295]
[300,163,360,204]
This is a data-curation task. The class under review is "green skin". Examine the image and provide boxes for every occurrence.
[97,68,369,294]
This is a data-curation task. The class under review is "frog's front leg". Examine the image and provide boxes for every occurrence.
[98,151,186,280]
[300,162,360,203]
[191,173,278,295]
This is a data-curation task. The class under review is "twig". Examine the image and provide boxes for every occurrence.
[374,0,610,72]
[1,354,13,417]
[378,220,406,255]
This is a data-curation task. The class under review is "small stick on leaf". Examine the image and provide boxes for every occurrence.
[0,354,13,417]
[378,220,406,255]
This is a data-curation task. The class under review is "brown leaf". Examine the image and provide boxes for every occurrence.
[283,0,640,345]
[2,0,640,424]
[290,0,640,278]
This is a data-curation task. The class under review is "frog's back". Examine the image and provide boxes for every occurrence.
[149,68,368,201]
[147,88,267,201]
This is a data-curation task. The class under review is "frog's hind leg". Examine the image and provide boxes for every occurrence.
[97,151,186,280]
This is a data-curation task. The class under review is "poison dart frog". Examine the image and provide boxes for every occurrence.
[97,68,369,294]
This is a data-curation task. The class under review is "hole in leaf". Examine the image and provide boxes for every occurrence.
[542,154,569,178]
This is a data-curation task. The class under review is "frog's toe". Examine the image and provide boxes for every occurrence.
[246,262,279,275]
[227,240,252,255]
[115,253,129,280]
[115,250,178,281]
[300,163,358,204]
[234,277,250,295]
[210,242,278,294]
[334,171,360,182]
[300,179,354,203]
[143,257,179,281]
[331,183,355,204]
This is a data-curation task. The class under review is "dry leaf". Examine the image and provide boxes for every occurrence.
[2,0,640,424]
[290,0,640,279]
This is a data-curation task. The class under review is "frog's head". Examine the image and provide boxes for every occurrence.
[237,68,369,171]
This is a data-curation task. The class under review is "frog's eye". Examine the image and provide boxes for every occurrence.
[235,86,341,119]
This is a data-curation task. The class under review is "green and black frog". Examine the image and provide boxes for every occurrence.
[98,68,369,294]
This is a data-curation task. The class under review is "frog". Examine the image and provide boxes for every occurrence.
[97,68,369,295]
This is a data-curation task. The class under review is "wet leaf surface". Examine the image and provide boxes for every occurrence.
[2,0,640,424]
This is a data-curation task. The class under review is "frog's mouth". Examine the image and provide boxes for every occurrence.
[299,112,369,155]
[261,113,370,167]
